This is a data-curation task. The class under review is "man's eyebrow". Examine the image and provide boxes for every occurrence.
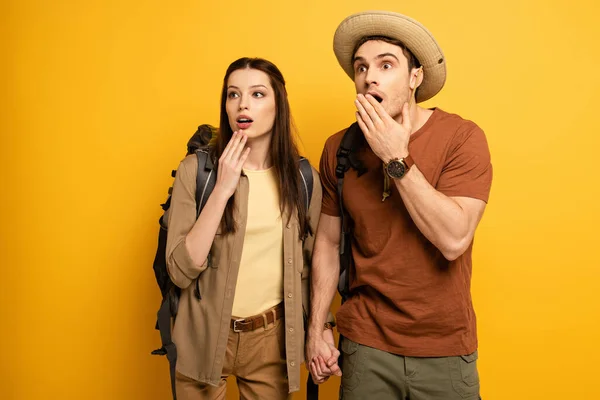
[352,56,365,65]
[376,53,400,62]
[353,53,400,65]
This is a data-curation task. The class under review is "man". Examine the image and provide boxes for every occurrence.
[305,11,492,400]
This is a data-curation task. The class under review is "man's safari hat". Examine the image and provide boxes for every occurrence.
[333,10,446,103]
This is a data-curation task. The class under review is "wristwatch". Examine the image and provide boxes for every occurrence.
[385,154,414,179]
[324,322,336,331]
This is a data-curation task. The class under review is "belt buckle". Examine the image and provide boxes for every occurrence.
[233,318,245,333]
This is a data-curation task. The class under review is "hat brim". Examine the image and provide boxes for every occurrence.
[333,11,446,103]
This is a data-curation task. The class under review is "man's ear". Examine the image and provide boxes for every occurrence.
[410,67,424,90]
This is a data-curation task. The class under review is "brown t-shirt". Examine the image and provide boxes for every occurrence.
[320,108,493,357]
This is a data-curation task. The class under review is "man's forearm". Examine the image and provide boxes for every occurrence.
[394,166,471,260]
[309,238,340,337]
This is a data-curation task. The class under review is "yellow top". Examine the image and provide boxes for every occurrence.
[231,167,283,317]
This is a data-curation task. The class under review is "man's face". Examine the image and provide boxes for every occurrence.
[352,40,414,120]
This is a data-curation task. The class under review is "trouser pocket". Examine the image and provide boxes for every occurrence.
[450,350,480,398]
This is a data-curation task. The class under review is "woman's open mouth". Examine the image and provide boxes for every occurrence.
[236,117,253,130]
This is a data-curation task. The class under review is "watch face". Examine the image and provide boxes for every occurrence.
[386,160,407,179]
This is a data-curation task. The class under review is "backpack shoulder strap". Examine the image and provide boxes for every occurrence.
[300,156,318,400]
[335,122,363,238]
[195,149,217,218]
[192,148,217,301]
[298,157,313,212]
[335,122,363,302]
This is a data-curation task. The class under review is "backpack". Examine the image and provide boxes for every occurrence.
[151,125,314,400]
[307,122,365,400]
[334,122,366,302]
[305,122,365,400]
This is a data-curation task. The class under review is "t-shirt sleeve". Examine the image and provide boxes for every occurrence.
[319,137,341,216]
[436,122,493,203]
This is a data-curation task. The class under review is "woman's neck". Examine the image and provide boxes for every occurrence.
[243,133,273,170]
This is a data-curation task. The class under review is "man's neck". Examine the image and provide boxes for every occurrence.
[409,105,434,135]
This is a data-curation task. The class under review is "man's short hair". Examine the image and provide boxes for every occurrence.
[352,35,421,72]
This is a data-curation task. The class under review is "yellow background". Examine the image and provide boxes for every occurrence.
[2,0,599,399]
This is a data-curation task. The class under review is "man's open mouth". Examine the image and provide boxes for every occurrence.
[368,93,383,103]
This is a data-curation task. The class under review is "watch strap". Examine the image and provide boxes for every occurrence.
[403,154,414,169]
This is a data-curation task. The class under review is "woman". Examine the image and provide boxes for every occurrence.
[165,57,330,399]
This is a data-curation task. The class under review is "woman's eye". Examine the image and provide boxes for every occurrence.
[227,92,239,99]
[253,92,265,98]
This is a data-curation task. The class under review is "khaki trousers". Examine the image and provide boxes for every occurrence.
[176,314,291,400]
[340,337,481,400]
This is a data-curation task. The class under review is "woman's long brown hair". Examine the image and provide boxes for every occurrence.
[213,57,310,238]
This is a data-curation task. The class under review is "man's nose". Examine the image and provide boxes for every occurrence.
[365,68,379,87]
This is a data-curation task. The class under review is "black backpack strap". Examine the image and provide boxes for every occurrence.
[298,157,313,212]
[152,147,217,400]
[195,149,217,218]
[299,157,319,399]
[335,122,364,301]
[307,377,319,400]
[331,123,364,399]
[192,148,217,301]
[152,294,178,400]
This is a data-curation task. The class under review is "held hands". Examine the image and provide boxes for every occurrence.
[306,328,342,384]
[354,94,411,162]
[215,131,250,199]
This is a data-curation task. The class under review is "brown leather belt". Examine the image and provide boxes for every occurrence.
[230,302,284,333]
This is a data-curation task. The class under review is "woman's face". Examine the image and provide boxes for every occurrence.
[225,68,276,140]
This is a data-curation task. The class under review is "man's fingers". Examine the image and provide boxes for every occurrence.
[309,361,328,384]
[365,94,388,121]
[329,363,342,376]
[357,94,383,126]
[309,361,320,379]
[309,361,319,378]
[356,112,368,136]
[354,96,375,132]
[317,355,332,375]
[317,356,332,375]
[327,343,340,357]
[325,351,342,376]
[327,360,342,376]
[312,359,324,377]
[325,353,338,367]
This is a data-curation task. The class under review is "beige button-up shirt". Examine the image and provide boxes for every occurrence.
[165,153,323,393]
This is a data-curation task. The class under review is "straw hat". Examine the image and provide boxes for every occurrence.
[333,10,446,103]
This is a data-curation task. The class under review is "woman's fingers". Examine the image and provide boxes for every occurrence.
[231,133,248,163]
[236,147,251,170]
[220,131,236,161]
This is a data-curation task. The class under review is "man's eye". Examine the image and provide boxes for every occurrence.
[356,66,367,73]
[382,63,392,70]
